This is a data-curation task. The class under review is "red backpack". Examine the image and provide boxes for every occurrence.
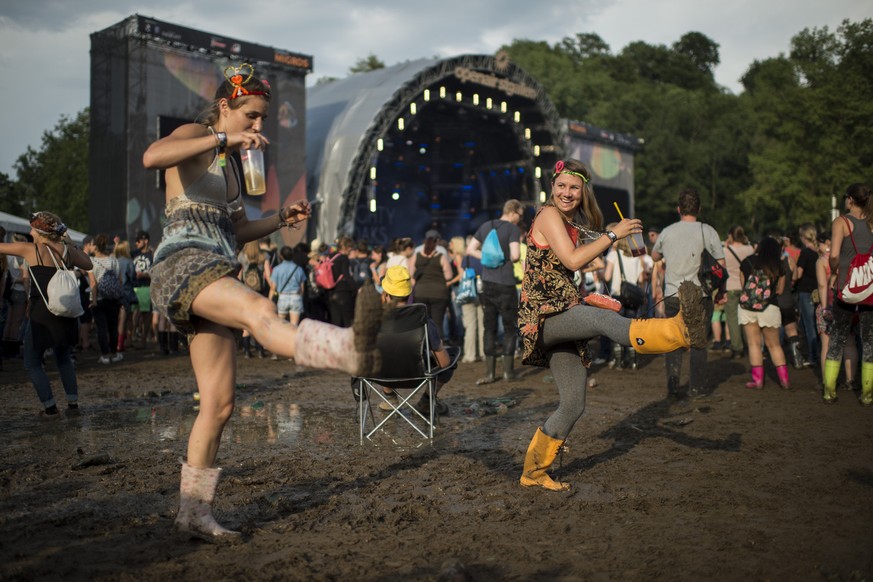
[838,216,873,306]
[314,253,344,290]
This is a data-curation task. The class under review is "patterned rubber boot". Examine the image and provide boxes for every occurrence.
[175,462,240,542]
[629,281,707,354]
[294,287,382,376]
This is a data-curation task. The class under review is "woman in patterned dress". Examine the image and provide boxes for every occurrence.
[143,65,382,540]
[518,159,707,491]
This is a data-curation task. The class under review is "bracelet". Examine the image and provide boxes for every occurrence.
[277,207,285,230]
[605,230,618,243]
[215,132,227,149]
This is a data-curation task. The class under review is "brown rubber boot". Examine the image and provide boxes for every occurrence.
[519,427,570,491]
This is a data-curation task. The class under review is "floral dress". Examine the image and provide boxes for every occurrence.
[518,211,590,368]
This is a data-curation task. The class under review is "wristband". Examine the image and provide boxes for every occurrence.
[605,230,618,243]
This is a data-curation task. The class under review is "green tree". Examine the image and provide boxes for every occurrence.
[0,172,29,217]
[13,109,90,231]
[349,53,386,74]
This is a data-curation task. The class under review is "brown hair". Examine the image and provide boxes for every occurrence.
[200,75,271,127]
[728,225,748,245]
[29,211,66,242]
[677,189,701,216]
[846,183,873,232]
[93,233,111,254]
[548,158,603,231]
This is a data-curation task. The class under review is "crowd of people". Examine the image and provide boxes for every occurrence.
[0,62,868,541]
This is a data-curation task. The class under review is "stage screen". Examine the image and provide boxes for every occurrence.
[90,16,310,247]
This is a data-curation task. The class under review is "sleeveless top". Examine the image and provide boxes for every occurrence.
[518,209,590,368]
[838,215,873,292]
[28,244,78,352]
[413,252,449,301]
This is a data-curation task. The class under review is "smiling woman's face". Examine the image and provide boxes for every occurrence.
[551,173,585,216]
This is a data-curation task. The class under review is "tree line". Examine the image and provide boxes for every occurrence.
[1,20,869,237]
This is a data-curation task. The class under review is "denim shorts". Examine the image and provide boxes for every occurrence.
[277,293,303,316]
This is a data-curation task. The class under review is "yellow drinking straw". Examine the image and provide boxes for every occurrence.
[613,202,641,254]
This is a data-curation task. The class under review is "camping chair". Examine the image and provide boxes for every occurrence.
[352,303,460,444]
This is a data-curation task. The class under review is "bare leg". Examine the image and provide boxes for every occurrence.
[743,323,763,366]
[187,320,236,468]
[762,327,786,366]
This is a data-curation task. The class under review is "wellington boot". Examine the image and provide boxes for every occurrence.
[787,337,805,370]
[860,362,873,406]
[175,462,241,543]
[476,356,498,385]
[294,287,382,376]
[519,427,570,491]
[629,281,706,354]
[158,331,169,355]
[502,355,518,381]
[822,359,840,403]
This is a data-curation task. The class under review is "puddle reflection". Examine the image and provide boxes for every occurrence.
[5,396,307,451]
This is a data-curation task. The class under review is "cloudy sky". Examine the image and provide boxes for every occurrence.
[0,0,869,177]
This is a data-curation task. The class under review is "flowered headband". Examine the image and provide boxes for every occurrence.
[553,160,589,183]
[29,212,67,237]
[223,63,270,100]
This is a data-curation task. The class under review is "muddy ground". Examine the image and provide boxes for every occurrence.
[1,342,871,581]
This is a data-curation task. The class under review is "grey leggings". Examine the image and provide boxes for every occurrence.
[540,305,631,440]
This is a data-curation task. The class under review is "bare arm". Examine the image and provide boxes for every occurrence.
[816,257,829,309]
[233,201,311,245]
[465,237,481,259]
[829,217,845,274]
[530,206,641,272]
[509,240,520,263]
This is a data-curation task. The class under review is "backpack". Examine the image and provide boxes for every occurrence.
[837,216,873,305]
[314,253,344,290]
[28,245,84,318]
[243,262,263,292]
[739,265,772,311]
[97,261,123,300]
[697,224,727,295]
[480,221,506,269]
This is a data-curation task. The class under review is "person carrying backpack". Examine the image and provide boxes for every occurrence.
[466,199,524,384]
[738,236,791,390]
[824,183,873,405]
[323,237,358,327]
[0,211,92,415]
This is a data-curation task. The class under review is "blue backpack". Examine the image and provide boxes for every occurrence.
[480,221,505,269]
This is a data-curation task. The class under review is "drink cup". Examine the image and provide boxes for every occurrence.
[628,232,647,257]
[241,148,266,195]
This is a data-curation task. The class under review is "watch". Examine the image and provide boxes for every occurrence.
[215,131,227,149]
[605,230,618,242]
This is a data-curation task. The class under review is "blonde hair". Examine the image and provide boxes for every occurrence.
[450,236,465,255]
[798,223,816,246]
[242,240,262,264]
[114,240,132,259]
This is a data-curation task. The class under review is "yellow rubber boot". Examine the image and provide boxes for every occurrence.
[629,281,707,354]
[860,362,873,406]
[822,359,840,403]
[519,427,570,491]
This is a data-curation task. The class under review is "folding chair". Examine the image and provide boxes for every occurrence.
[352,303,460,444]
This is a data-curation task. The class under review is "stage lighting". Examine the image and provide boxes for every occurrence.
[524,128,531,139]
[377,138,384,152]
[540,191,547,203]
[410,103,417,115]
[535,167,541,178]
[534,145,541,156]
[369,198,377,213]
[440,86,446,98]
[398,118,405,130]
[514,111,521,123]
[501,101,507,113]
[473,94,479,105]
[370,167,377,180]
[423,89,430,101]
[392,192,400,200]
[419,147,427,155]
[486,97,493,109]
[456,91,462,102]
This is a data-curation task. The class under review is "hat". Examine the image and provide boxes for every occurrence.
[425,229,441,240]
[382,266,412,297]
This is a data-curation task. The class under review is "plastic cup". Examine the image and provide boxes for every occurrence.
[628,232,647,257]
[241,148,266,195]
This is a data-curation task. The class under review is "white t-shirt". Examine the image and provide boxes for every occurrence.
[606,250,647,297]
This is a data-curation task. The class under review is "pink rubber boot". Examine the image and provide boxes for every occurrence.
[175,462,240,542]
[776,365,790,390]
[745,366,764,389]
